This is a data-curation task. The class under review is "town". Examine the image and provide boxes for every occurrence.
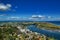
[0,21,57,40]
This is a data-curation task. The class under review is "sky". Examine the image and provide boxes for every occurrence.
[0,0,60,21]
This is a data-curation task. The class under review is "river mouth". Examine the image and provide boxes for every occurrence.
[27,25,60,40]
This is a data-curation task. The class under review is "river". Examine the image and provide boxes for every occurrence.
[27,25,60,40]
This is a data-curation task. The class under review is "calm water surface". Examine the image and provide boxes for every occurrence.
[27,25,60,40]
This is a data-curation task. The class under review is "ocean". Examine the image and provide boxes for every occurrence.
[47,21,60,26]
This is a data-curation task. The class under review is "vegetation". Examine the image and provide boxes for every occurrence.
[36,22,60,30]
[0,22,59,40]
[0,24,19,40]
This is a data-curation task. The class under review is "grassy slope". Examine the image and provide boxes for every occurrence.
[36,22,60,30]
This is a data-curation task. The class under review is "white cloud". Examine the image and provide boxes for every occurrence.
[29,15,54,21]
[53,18,60,21]
[32,15,45,18]
[7,17,20,20]
[6,4,11,7]
[48,16,52,19]
[0,14,6,16]
[2,15,55,21]
[10,17,19,19]
[29,17,38,20]
[30,15,46,20]
[0,3,11,11]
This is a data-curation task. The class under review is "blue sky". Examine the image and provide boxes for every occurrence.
[0,0,60,21]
